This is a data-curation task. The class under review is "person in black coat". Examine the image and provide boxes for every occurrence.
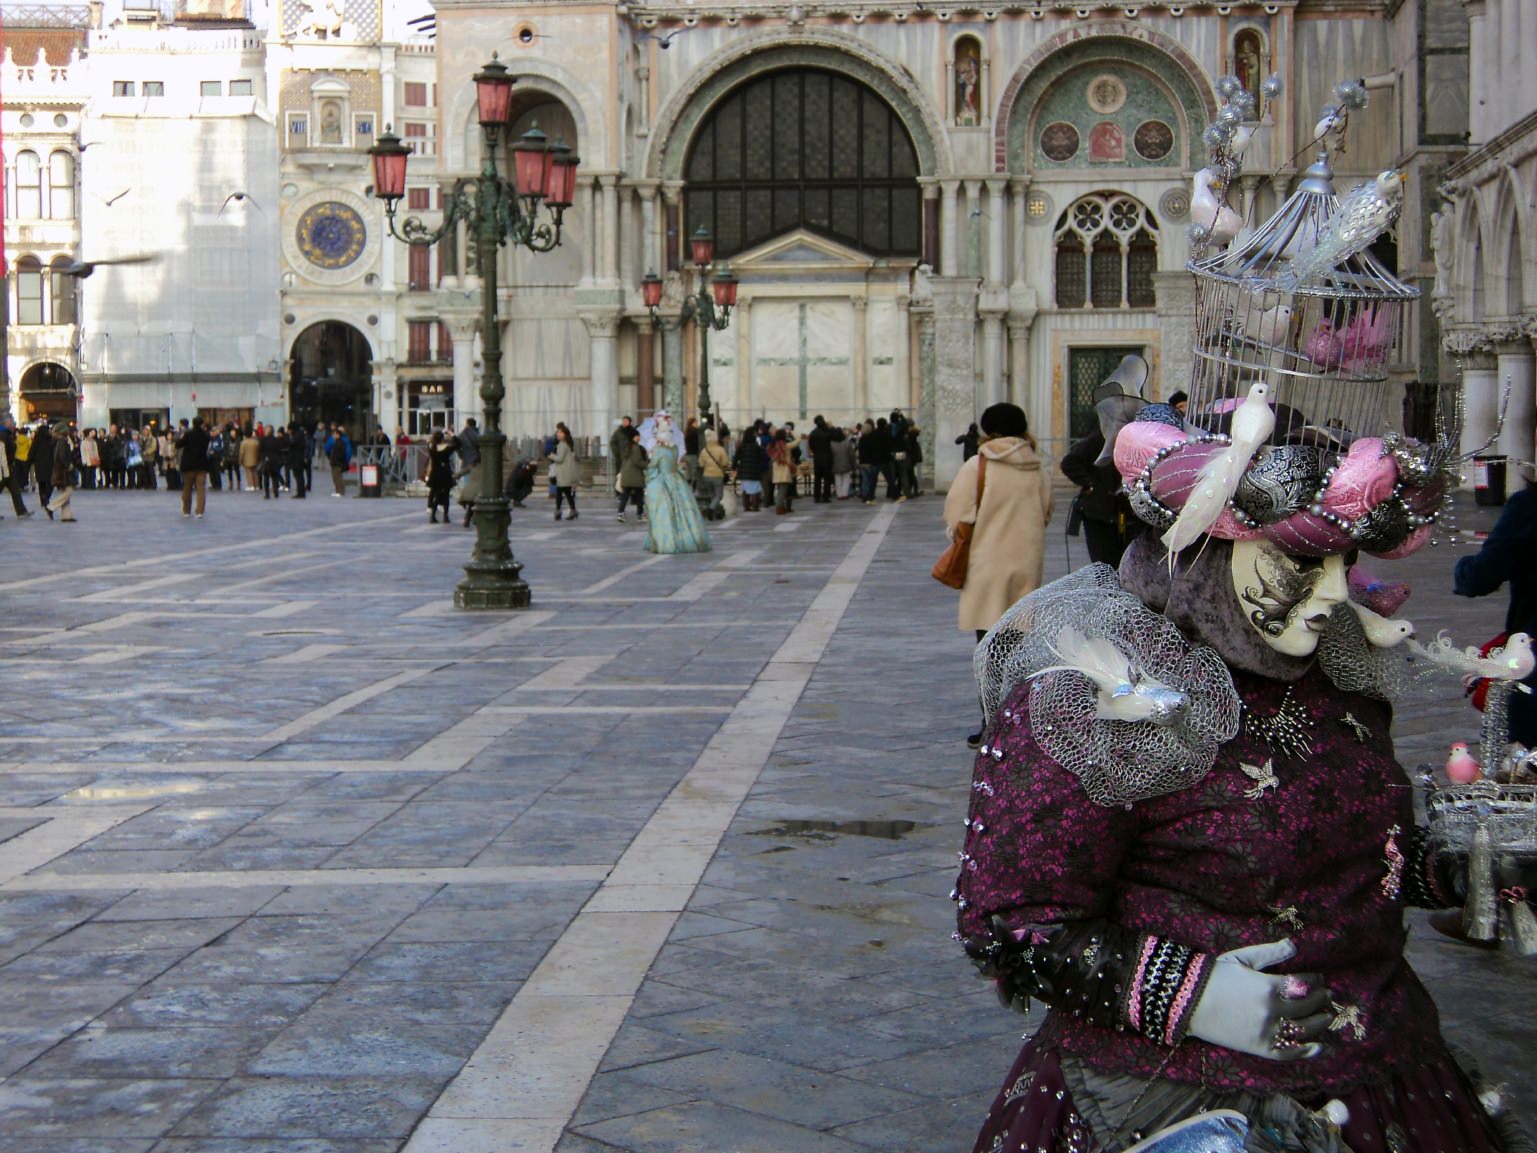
[1060,429,1135,567]
[284,424,309,498]
[29,424,56,517]
[259,430,284,499]
[856,418,892,503]
[178,417,212,518]
[1455,471,1537,744]
[807,415,844,504]
[731,429,769,512]
[956,422,980,462]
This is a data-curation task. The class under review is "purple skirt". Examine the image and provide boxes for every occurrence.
[973,1039,1505,1153]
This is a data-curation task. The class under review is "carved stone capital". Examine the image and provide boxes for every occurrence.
[580,312,622,339]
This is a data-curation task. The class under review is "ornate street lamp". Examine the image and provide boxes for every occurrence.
[641,225,736,428]
[369,54,577,610]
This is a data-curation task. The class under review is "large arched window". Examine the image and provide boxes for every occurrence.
[685,68,921,259]
[15,256,44,324]
[14,151,42,219]
[50,256,77,325]
[48,151,74,219]
[1054,193,1158,309]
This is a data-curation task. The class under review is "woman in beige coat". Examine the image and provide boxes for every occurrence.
[943,403,1054,745]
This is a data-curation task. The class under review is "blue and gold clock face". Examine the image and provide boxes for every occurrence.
[296,201,366,270]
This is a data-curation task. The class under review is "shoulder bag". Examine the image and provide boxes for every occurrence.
[931,455,986,589]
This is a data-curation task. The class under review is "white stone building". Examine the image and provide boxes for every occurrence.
[1434,0,1537,491]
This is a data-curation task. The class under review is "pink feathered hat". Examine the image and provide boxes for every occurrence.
[1115,413,1448,558]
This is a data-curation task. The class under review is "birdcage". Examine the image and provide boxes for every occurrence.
[1184,151,1419,450]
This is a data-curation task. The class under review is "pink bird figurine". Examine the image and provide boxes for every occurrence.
[1304,317,1344,368]
[1339,305,1392,369]
[1446,742,1482,784]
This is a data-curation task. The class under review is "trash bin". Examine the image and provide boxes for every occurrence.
[1473,455,1506,507]
[359,463,381,498]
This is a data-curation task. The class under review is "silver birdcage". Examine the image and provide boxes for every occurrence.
[1185,151,1419,450]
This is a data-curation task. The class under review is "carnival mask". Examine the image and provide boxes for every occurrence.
[1229,538,1349,657]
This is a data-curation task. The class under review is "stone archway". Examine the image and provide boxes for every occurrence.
[647,31,952,181]
[289,322,374,439]
[19,361,78,425]
[994,21,1217,173]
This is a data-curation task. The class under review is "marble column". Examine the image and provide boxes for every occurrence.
[583,313,619,446]
[578,177,596,286]
[851,296,869,417]
[1459,346,1499,488]
[979,310,1005,411]
[636,318,656,417]
[599,174,620,286]
[986,179,1007,288]
[734,298,752,424]
[964,179,983,280]
[636,64,651,137]
[930,277,980,491]
[636,181,660,276]
[1496,335,1535,478]
[661,318,684,415]
[1009,177,1031,291]
[661,181,684,272]
[1466,1,1490,145]
[618,183,637,290]
[1153,271,1197,402]
[1006,315,1034,409]
[445,315,480,427]
[940,180,961,277]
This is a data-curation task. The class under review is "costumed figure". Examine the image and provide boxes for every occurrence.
[957,109,1532,1152]
[639,411,711,554]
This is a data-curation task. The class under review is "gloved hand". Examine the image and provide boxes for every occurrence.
[1186,939,1332,1061]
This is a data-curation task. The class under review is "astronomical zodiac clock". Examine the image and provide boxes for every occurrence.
[295,201,367,271]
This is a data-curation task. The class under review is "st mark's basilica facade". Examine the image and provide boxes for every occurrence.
[415,0,1461,485]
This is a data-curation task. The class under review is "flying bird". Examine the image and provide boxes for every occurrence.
[1032,626,1192,726]
[92,187,132,207]
[61,253,156,279]
[1276,170,1404,291]
[637,29,690,49]
[218,191,260,216]
[1161,380,1276,560]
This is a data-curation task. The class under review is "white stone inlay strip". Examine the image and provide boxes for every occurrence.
[1,864,611,893]
[262,643,348,666]
[515,655,612,693]
[669,569,731,602]
[75,574,202,603]
[575,554,669,596]
[261,666,442,741]
[402,502,899,1151]
[0,805,152,885]
[253,599,319,619]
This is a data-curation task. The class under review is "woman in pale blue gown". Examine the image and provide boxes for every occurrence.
[642,413,712,554]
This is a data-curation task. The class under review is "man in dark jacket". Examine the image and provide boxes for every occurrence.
[1455,469,1537,745]
[807,415,843,504]
[285,423,309,498]
[1060,429,1134,567]
[179,417,212,518]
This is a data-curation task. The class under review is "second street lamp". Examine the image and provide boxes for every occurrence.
[368,54,577,610]
[642,226,736,429]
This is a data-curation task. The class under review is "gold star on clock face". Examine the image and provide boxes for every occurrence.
[296,201,366,270]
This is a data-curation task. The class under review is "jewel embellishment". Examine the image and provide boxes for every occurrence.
[1381,824,1404,899]
[1243,687,1315,760]
[1239,757,1279,800]
[1267,904,1304,932]
[1341,712,1371,743]
[1329,1001,1367,1041]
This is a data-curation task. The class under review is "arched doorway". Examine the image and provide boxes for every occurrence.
[19,361,78,425]
[289,322,373,438]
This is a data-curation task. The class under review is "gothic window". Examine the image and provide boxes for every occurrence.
[48,151,74,219]
[15,151,42,219]
[685,68,921,259]
[16,256,44,325]
[50,256,77,325]
[1053,193,1159,310]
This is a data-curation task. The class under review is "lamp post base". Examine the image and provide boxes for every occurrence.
[454,562,532,610]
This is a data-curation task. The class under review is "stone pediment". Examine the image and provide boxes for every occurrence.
[729,229,876,273]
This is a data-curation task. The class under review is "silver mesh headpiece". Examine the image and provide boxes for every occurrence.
[976,565,1241,807]
[1315,602,1420,703]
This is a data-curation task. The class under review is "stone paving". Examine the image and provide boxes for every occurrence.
[0,480,1532,1153]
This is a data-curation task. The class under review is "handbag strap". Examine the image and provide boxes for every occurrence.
[975,452,987,508]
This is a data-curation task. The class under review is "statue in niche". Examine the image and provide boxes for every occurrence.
[1430,202,1454,307]
[1234,29,1264,108]
[955,39,982,127]
[320,100,343,144]
[1089,121,1124,163]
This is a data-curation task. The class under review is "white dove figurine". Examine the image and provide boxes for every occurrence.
[1243,299,1293,347]
[1277,170,1404,291]
[1347,601,1415,648]
[1032,626,1192,726]
[1413,631,1536,681]
[1160,380,1276,560]
[1191,168,1243,248]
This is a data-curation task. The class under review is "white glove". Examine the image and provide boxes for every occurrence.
[1185,939,1331,1061]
